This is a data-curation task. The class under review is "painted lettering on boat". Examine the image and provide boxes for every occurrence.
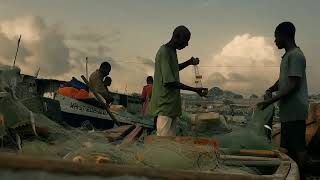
[69,102,108,116]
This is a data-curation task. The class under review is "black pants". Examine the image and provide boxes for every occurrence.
[281,120,309,179]
[146,117,157,134]
[153,116,157,130]
[280,120,306,153]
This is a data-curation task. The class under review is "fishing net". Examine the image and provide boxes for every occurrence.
[178,105,277,150]
[16,103,275,173]
[0,65,277,178]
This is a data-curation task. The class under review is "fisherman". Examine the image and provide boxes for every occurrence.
[89,62,114,104]
[151,25,208,136]
[141,76,153,116]
[256,22,311,177]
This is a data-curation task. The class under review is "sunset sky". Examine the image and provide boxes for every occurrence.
[0,0,319,96]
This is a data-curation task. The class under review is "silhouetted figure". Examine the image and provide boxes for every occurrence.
[150,25,208,136]
[256,22,310,178]
[141,76,153,116]
[89,62,114,104]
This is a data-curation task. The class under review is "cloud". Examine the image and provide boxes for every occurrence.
[136,56,154,68]
[0,16,154,94]
[0,32,31,65]
[68,29,120,43]
[0,16,71,76]
[203,34,280,96]
[107,56,154,93]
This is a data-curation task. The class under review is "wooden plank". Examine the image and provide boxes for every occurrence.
[144,135,219,148]
[0,153,273,180]
[238,150,278,158]
[220,149,278,158]
[105,125,135,137]
[220,155,279,162]
[104,125,136,142]
[121,125,142,145]
[223,160,281,167]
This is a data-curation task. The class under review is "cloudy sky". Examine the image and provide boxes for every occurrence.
[0,0,319,96]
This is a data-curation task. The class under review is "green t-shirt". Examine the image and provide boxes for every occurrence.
[150,45,181,117]
[279,48,308,122]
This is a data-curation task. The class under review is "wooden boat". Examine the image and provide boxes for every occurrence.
[14,76,154,130]
[21,94,154,130]
[53,94,115,129]
[0,135,299,180]
[144,135,299,180]
[272,103,320,152]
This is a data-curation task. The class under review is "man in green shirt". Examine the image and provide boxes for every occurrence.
[151,26,208,136]
[256,22,310,175]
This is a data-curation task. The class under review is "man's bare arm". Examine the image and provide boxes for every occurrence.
[267,80,279,93]
[179,60,191,71]
[165,82,207,96]
[165,81,196,91]
[179,57,200,71]
[258,77,300,109]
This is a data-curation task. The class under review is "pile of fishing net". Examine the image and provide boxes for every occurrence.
[18,123,258,175]
[179,105,277,150]
[17,104,276,173]
[0,65,277,177]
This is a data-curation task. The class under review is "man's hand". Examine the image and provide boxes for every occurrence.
[265,89,272,98]
[195,88,208,97]
[264,90,273,100]
[189,57,200,65]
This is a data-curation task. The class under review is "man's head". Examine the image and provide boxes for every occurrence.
[99,62,111,76]
[274,22,296,49]
[146,76,153,84]
[104,76,112,87]
[171,26,191,50]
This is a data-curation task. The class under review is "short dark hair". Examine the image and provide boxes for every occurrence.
[100,62,111,71]
[173,25,191,38]
[275,22,296,38]
[146,76,153,84]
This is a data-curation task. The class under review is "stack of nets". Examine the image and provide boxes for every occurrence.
[0,65,276,177]
[179,106,277,150]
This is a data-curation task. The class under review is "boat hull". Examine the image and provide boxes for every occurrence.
[54,94,114,129]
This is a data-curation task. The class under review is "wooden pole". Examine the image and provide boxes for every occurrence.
[81,75,120,126]
[12,35,21,68]
[0,153,272,180]
[85,57,88,79]
[34,67,40,78]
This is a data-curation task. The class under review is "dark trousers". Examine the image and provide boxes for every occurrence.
[281,120,308,179]
[280,120,306,153]
[153,116,157,130]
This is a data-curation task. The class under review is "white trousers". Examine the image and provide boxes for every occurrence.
[156,116,178,136]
